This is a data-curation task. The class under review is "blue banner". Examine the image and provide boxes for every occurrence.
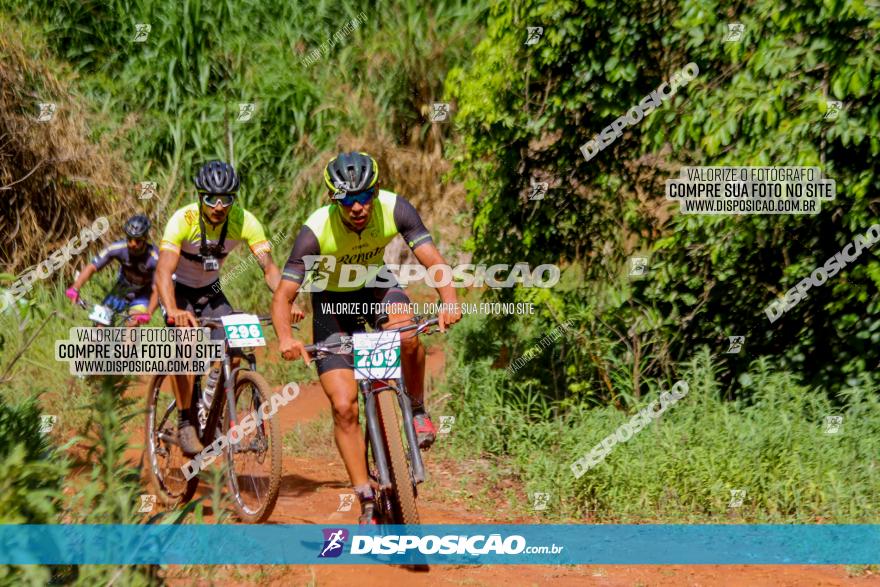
[1,525,878,565]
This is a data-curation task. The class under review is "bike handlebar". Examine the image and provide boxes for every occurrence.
[197,314,273,330]
[302,316,441,356]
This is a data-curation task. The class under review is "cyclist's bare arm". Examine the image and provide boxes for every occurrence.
[271,279,310,364]
[70,263,98,290]
[258,251,304,322]
[155,249,197,327]
[146,285,159,316]
[255,249,282,292]
[412,243,461,331]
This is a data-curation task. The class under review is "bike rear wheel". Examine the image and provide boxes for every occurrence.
[224,371,282,523]
[377,388,420,524]
[145,374,199,506]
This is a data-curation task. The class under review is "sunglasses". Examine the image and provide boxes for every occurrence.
[201,193,236,208]
[334,188,375,207]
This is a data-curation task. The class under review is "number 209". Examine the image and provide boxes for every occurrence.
[356,349,398,368]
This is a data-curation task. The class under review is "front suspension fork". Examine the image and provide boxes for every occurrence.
[364,380,427,490]
[395,379,426,484]
[363,380,392,489]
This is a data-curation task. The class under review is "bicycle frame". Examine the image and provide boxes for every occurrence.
[157,316,268,453]
[147,312,282,521]
[195,317,267,448]
[305,317,439,490]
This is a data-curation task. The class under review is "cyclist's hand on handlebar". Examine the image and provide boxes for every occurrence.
[438,302,462,332]
[279,338,310,365]
[290,302,305,324]
[133,313,151,325]
[167,309,198,328]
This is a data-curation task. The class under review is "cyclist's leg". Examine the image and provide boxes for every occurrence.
[173,283,235,401]
[125,291,151,327]
[101,281,125,310]
[319,367,368,486]
[319,360,375,523]
[199,284,237,384]
[373,286,434,446]
[375,287,425,406]
[99,283,127,328]
[165,285,196,426]
[313,291,374,519]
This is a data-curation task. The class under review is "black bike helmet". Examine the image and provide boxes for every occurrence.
[123,214,151,239]
[323,152,379,194]
[194,160,240,194]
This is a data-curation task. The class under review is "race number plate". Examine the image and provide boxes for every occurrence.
[89,304,114,326]
[221,314,265,348]
[352,331,401,380]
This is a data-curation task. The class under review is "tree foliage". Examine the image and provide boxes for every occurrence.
[448,0,880,397]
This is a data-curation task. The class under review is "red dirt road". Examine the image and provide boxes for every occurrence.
[133,347,879,586]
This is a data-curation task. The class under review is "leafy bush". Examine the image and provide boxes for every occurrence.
[444,319,880,521]
[446,0,880,395]
[0,394,65,524]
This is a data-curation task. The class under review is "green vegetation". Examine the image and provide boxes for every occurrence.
[0,0,878,547]
[443,313,880,522]
[283,411,335,459]
[435,0,880,519]
[448,0,879,397]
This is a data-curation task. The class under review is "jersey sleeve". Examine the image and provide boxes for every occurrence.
[91,241,126,270]
[281,226,321,286]
[148,246,160,269]
[242,210,271,256]
[160,208,187,253]
[393,196,433,250]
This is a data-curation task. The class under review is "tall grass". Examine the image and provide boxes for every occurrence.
[0,368,158,583]
[0,0,486,228]
[442,312,880,522]
[0,393,67,585]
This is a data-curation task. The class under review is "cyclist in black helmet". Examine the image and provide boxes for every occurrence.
[66,213,159,327]
[272,151,462,523]
[155,160,303,456]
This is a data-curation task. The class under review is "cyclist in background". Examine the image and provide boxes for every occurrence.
[271,151,461,523]
[66,214,159,327]
[155,160,303,456]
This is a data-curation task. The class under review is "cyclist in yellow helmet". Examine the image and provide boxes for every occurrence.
[271,151,461,523]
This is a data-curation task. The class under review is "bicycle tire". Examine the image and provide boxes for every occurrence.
[144,374,198,506]
[224,370,282,523]
[377,388,420,524]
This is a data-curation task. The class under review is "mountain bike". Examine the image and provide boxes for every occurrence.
[303,315,441,525]
[144,313,282,523]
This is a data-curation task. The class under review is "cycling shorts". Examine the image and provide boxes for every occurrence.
[163,280,233,342]
[311,286,411,374]
[103,280,151,315]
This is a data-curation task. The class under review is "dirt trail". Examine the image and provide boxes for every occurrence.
[123,348,879,586]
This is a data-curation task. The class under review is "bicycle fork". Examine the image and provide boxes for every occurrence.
[363,380,426,490]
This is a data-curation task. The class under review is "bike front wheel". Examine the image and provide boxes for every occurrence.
[144,374,199,506]
[223,371,282,523]
[377,388,420,524]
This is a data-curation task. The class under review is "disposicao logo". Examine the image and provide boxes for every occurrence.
[318,528,349,558]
